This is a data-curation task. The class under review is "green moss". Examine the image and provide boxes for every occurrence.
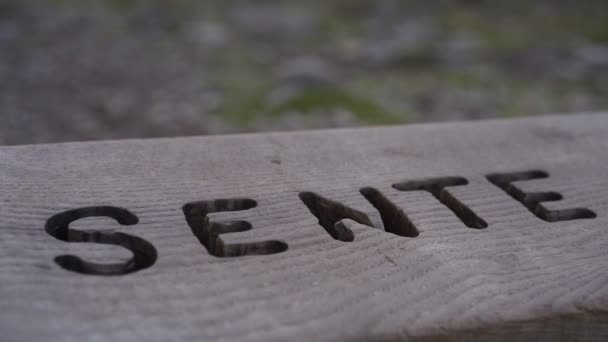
[104,0,136,10]
[582,20,608,43]
[439,10,561,54]
[392,47,438,68]
[208,48,275,126]
[271,86,407,125]
[213,82,412,127]
[442,71,493,88]
[215,88,270,125]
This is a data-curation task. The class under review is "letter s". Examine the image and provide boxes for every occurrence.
[45,206,157,275]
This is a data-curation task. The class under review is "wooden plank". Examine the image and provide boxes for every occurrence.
[1,113,608,341]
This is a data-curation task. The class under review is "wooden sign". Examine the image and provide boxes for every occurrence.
[1,113,608,341]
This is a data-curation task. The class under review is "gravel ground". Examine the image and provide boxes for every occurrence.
[1,0,607,145]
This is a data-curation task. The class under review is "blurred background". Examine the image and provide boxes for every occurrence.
[1,0,607,145]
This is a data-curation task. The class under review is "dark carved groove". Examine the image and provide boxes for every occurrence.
[182,199,288,257]
[298,192,373,242]
[486,170,596,222]
[360,187,419,237]
[393,177,488,229]
[45,206,157,276]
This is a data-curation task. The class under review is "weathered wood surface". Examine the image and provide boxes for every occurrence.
[1,113,608,341]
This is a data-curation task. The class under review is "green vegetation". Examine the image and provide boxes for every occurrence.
[216,85,408,128]
[43,0,608,131]
[271,86,406,125]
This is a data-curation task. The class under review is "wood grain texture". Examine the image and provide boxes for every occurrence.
[1,113,608,341]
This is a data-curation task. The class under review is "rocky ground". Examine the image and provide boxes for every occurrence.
[1,0,607,145]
